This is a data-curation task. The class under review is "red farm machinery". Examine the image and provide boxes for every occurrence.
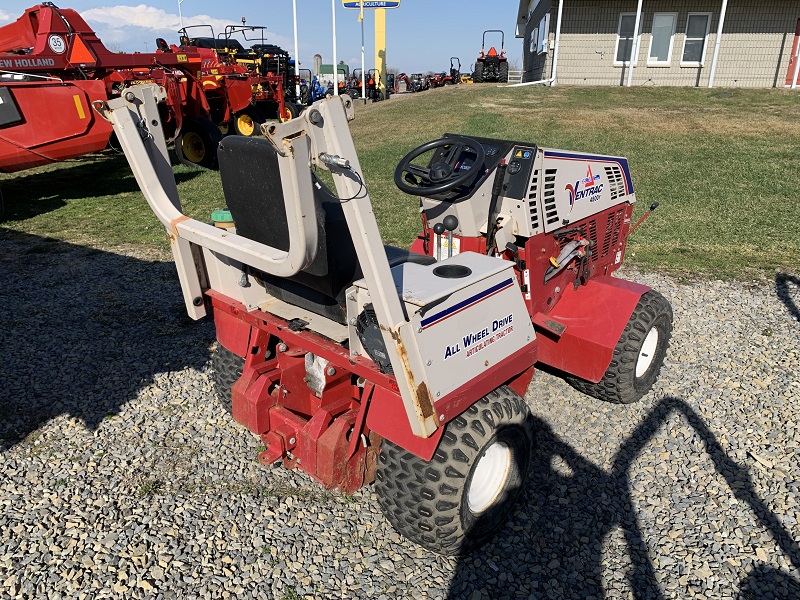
[176,23,303,130]
[473,30,508,83]
[0,3,234,174]
[97,86,672,555]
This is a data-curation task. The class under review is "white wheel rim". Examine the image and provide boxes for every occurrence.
[636,327,659,378]
[467,441,511,514]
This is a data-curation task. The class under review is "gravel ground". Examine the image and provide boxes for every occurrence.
[1,227,799,600]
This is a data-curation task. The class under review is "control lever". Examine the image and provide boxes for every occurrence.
[433,222,445,261]
[442,215,459,259]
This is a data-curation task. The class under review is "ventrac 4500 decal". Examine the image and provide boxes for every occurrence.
[565,164,603,212]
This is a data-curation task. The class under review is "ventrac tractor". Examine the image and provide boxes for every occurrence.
[96,87,672,555]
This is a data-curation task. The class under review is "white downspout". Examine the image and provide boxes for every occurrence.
[792,36,800,90]
[626,0,643,87]
[506,0,563,87]
[549,0,565,86]
[707,0,729,88]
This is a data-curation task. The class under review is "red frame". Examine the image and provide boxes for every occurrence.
[208,282,539,491]
[207,197,643,492]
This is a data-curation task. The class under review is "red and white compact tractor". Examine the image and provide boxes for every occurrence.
[473,30,508,83]
[96,87,672,555]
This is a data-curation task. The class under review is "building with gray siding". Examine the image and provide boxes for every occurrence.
[516,1,800,87]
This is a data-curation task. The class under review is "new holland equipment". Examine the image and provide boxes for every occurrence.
[96,87,672,555]
[0,3,216,173]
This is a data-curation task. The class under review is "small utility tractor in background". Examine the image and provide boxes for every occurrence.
[473,30,508,83]
[298,69,329,105]
[344,69,363,100]
[448,57,462,85]
[367,69,389,101]
[410,73,430,91]
[97,87,671,555]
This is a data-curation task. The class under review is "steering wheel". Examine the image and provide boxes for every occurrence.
[394,136,486,196]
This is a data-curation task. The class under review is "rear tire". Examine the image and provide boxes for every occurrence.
[375,386,534,555]
[175,117,223,169]
[473,61,484,83]
[211,344,244,415]
[566,290,672,404]
[499,61,509,83]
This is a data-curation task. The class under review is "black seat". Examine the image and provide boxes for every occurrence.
[217,135,434,324]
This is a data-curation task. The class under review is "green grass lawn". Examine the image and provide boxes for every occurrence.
[2,85,798,278]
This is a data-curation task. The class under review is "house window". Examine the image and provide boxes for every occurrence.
[537,13,550,54]
[614,14,640,64]
[682,13,711,65]
[648,13,677,65]
[530,28,539,55]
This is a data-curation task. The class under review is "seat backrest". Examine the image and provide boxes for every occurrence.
[218,135,360,323]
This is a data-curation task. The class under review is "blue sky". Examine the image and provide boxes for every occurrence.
[1,1,523,74]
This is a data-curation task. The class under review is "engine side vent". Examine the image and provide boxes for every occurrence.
[610,208,624,249]
[601,213,615,257]
[542,168,559,225]
[527,169,540,231]
[604,165,625,200]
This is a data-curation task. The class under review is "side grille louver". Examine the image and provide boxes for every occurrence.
[543,168,559,225]
[604,165,625,200]
[527,170,540,231]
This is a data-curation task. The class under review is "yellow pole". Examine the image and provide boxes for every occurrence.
[374,8,386,98]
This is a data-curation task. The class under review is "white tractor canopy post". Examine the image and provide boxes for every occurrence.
[93,87,208,319]
[265,100,440,438]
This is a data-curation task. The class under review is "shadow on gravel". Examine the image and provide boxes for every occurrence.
[0,152,203,222]
[0,229,214,451]
[446,396,800,599]
[776,273,800,324]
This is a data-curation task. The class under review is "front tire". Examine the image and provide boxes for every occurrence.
[375,386,534,555]
[566,290,673,404]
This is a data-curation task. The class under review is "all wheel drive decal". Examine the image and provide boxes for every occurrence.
[421,278,514,330]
